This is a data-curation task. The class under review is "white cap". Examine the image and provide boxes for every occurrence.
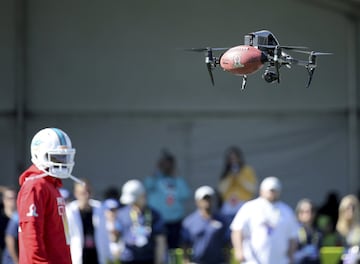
[260,177,282,192]
[120,180,145,205]
[195,185,215,200]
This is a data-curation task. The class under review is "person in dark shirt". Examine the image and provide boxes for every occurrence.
[118,179,167,264]
[317,191,340,232]
[2,212,19,264]
[81,207,98,263]
[181,186,227,264]
[294,199,322,264]
[0,187,17,258]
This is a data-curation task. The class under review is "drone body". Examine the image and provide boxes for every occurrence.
[186,30,331,89]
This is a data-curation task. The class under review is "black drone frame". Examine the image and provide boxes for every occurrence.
[187,46,331,90]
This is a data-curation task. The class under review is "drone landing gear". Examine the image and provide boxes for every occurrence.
[306,67,315,88]
[292,50,332,88]
[241,75,247,90]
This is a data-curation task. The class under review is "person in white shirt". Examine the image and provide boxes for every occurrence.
[230,176,298,264]
[66,180,112,264]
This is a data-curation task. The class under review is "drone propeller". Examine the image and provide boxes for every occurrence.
[258,44,309,50]
[184,47,229,52]
[292,50,333,56]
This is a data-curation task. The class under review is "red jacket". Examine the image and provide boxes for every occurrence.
[17,165,72,264]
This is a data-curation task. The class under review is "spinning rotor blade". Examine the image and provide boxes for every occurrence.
[184,47,229,52]
[184,48,209,52]
[292,50,333,56]
[313,52,333,56]
[258,44,309,50]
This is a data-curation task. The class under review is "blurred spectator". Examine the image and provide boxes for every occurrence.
[66,179,112,264]
[103,187,120,201]
[230,176,298,264]
[59,187,72,204]
[103,198,123,262]
[117,179,166,264]
[316,214,341,246]
[336,195,360,264]
[0,187,7,194]
[2,212,19,264]
[144,150,190,249]
[218,146,257,231]
[181,185,227,264]
[318,191,340,232]
[294,199,322,264]
[0,187,17,259]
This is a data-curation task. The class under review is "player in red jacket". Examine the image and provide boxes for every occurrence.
[17,128,82,264]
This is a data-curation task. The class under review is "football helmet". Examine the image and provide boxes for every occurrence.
[31,128,75,179]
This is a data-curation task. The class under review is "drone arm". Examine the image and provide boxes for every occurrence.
[288,58,316,68]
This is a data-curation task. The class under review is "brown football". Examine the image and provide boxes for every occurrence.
[220,45,265,75]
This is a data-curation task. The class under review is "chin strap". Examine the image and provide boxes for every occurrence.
[25,172,85,186]
[69,175,85,185]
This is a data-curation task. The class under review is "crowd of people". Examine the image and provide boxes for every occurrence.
[0,127,360,264]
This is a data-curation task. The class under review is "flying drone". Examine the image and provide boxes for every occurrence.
[186,30,332,89]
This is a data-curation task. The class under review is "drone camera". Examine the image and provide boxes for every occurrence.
[262,69,279,83]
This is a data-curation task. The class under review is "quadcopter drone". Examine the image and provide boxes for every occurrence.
[186,30,332,89]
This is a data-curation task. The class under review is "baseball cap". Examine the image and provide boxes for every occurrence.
[260,177,282,192]
[120,179,145,205]
[104,198,120,210]
[195,185,215,200]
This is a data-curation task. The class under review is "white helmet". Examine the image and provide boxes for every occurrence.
[31,128,75,179]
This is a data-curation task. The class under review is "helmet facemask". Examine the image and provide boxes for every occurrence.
[45,148,75,179]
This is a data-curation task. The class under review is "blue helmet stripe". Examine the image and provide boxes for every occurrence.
[52,128,67,146]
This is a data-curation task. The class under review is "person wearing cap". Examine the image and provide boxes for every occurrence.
[103,198,123,262]
[230,177,298,264]
[117,179,166,264]
[66,179,112,264]
[181,186,227,264]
